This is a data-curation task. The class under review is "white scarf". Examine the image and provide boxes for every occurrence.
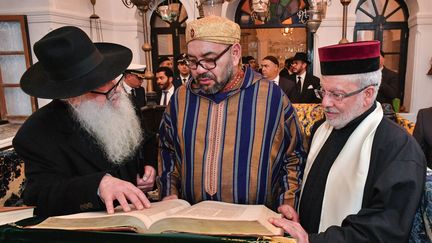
[300,103,383,232]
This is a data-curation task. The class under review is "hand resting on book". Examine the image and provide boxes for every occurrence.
[99,175,151,214]
[269,204,308,243]
[29,199,284,236]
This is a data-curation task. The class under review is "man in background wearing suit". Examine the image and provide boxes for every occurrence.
[377,51,400,108]
[288,52,321,103]
[279,57,294,79]
[414,107,432,168]
[244,55,259,72]
[122,64,146,112]
[158,56,173,70]
[155,66,174,106]
[173,53,191,89]
[261,55,295,99]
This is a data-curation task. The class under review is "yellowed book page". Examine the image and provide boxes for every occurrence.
[149,201,284,236]
[29,199,190,233]
[0,207,34,225]
[0,206,34,213]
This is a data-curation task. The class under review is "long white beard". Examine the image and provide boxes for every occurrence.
[70,93,143,165]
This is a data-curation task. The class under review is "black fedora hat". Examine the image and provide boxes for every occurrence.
[292,52,310,64]
[20,26,132,99]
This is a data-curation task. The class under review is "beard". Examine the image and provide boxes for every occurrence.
[195,61,233,94]
[324,94,365,129]
[70,92,143,165]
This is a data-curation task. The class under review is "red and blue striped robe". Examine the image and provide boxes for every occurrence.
[158,67,307,210]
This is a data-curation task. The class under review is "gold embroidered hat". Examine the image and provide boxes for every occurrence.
[186,16,240,45]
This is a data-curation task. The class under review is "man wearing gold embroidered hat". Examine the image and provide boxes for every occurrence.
[158,15,306,210]
[269,41,426,242]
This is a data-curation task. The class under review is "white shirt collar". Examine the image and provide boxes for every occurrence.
[272,75,280,86]
[297,72,306,81]
[180,74,190,80]
[160,85,175,105]
[122,82,133,94]
[167,84,175,94]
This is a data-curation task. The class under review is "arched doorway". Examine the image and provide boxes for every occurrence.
[150,1,188,74]
[235,0,313,71]
[354,0,409,105]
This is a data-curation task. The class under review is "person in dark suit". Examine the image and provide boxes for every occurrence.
[287,52,321,103]
[12,26,155,217]
[155,67,175,106]
[172,53,191,89]
[122,63,146,112]
[151,56,174,104]
[261,55,295,98]
[279,57,294,79]
[413,107,432,168]
[158,56,173,70]
[377,51,400,107]
[245,55,259,72]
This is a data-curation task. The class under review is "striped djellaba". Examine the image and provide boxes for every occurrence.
[158,67,307,210]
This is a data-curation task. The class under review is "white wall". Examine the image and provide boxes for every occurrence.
[0,0,145,63]
[0,0,150,106]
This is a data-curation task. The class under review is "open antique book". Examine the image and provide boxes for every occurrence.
[28,199,284,236]
[0,206,34,225]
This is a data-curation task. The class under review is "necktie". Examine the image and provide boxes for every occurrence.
[162,90,168,106]
[131,89,136,97]
[297,76,302,93]
[133,87,146,107]
[182,78,186,84]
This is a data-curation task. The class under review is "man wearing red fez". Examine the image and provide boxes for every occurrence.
[270,41,426,242]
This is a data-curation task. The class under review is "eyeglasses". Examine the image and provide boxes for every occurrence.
[90,79,121,100]
[186,45,232,70]
[314,84,378,102]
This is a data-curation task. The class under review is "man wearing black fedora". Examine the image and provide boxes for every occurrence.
[286,52,321,103]
[12,26,155,217]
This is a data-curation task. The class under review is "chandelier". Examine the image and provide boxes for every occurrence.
[157,0,180,23]
[298,0,330,33]
[197,0,235,17]
[122,0,155,12]
[282,27,294,36]
[89,0,103,41]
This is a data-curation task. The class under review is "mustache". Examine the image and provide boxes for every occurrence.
[324,107,339,113]
[196,72,216,81]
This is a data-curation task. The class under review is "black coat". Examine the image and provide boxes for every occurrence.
[172,75,192,90]
[12,100,140,217]
[279,76,296,101]
[377,66,399,105]
[414,107,432,168]
[279,68,291,79]
[304,115,426,242]
[287,73,321,103]
[131,86,146,109]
